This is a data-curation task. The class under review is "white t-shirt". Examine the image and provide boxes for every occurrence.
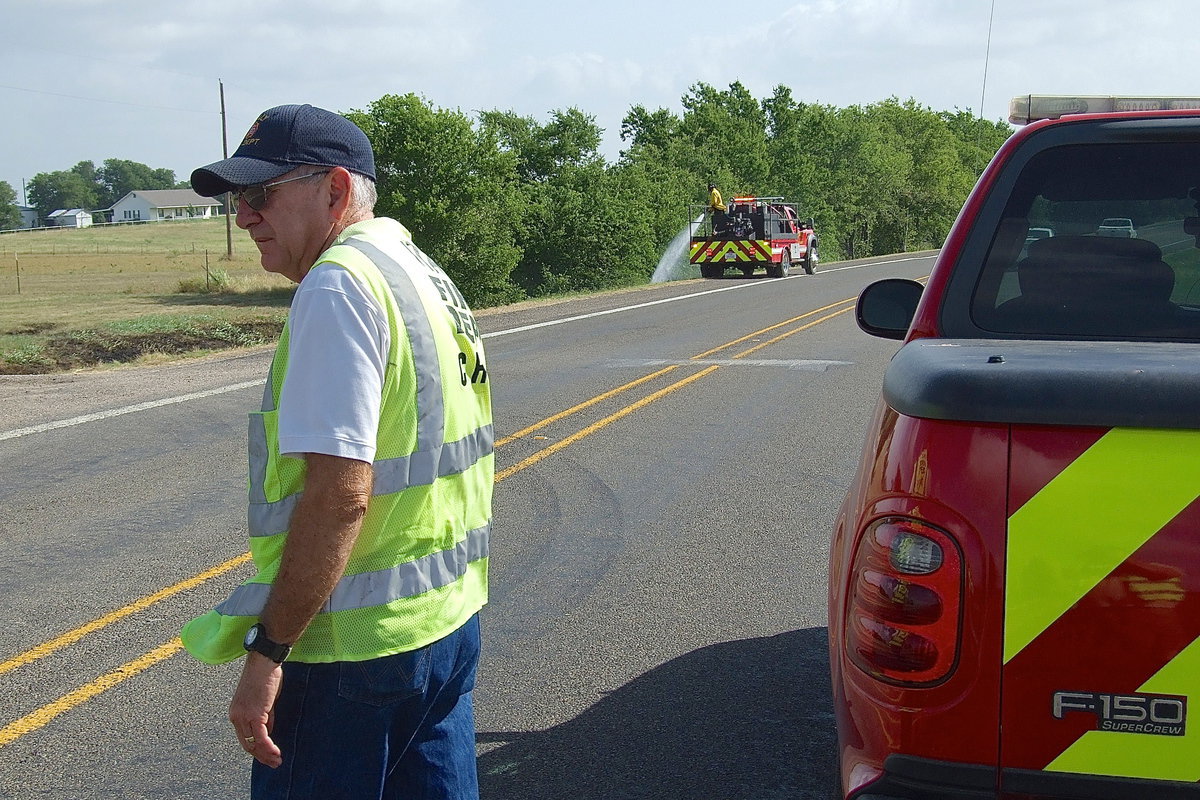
[276,263,391,463]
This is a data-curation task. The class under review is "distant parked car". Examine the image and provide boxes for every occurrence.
[1097,217,1137,237]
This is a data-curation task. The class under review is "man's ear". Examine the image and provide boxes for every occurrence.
[327,167,353,220]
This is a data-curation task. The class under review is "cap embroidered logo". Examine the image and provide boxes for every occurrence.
[241,115,266,147]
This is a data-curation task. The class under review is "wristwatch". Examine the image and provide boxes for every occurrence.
[243,623,292,663]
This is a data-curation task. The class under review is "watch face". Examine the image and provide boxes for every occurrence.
[244,626,259,647]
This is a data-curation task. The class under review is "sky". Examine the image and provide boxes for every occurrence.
[2,0,1199,206]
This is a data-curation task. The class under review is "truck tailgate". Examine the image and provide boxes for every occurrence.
[1000,425,1200,791]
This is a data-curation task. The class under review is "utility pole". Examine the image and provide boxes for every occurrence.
[220,79,233,260]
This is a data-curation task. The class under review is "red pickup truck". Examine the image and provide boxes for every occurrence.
[829,95,1200,799]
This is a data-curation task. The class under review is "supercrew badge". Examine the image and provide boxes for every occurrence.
[1053,691,1187,736]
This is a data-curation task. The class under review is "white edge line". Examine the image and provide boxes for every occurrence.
[482,254,934,339]
[1,254,933,441]
[0,380,264,442]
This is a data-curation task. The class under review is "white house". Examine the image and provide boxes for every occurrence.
[47,209,93,228]
[110,189,222,223]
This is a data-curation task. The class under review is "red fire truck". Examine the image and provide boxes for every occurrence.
[689,196,817,278]
[830,95,1200,799]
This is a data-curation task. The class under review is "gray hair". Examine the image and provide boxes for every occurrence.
[349,172,377,216]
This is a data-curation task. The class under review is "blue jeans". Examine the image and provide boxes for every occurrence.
[252,614,481,800]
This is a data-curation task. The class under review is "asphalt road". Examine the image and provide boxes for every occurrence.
[0,251,935,800]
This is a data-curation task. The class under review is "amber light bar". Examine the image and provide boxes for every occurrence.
[1009,95,1200,125]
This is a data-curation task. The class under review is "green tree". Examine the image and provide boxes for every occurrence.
[679,81,771,191]
[939,109,1012,177]
[762,90,1009,259]
[347,93,526,307]
[97,159,178,207]
[479,106,689,293]
[764,86,839,236]
[515,161,661,294]
[619,105,683,156]
[0,181,21,230]
[867,98,972,251]
[481,107,604,183]
[70,160,98,188]
[27,169,99,220]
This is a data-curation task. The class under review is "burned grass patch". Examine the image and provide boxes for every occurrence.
[0,313,286,374]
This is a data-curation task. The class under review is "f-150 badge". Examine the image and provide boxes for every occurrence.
[1053,691,1186,736]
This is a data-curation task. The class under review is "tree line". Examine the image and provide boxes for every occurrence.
[346,83,1010,306]
[1,159,188,227]
[0,82,1011,306]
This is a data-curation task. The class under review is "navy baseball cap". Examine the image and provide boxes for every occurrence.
[190,104,376,197]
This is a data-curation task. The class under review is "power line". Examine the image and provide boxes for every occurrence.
[0,82,215,115]
[8,43,213,82]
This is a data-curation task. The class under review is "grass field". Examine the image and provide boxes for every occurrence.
[0,218,294,373]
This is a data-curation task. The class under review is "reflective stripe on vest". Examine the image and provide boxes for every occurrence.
[217,523,490,616]
[247,236,489,537]
[181,219,491,665]
[248,420,494,537]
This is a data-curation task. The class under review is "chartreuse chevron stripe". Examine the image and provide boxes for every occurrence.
[1005,428,1200,664]
[1047,633,1200,780]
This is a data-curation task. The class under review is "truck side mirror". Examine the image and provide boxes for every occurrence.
[856,278,924,339]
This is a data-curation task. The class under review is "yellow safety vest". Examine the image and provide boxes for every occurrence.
[182,217,493,664]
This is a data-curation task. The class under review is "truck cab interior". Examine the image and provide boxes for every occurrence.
[966,140,1200,341]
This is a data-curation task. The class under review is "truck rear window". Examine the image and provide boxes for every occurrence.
[970,142,1200,340]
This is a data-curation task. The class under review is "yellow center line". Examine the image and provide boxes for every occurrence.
[691,298,855,360]
[0,294,861,747]
[0,638,184,747]
[497,297,857,446]
[0,553,252,676]
[732,307,855,358]
[494,365,681,447]
[494,302,858,483]
[495,365,721,482]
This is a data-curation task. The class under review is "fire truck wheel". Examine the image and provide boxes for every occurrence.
[803,249,817,275]
[741,265,755,277]
[768,251,790,279]
[700,263,721,278]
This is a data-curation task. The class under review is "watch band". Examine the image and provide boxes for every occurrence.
[243,623,292,663]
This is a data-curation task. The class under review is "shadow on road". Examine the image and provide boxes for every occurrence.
[477,627,836,800]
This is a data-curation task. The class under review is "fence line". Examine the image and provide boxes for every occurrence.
[0,244,209,256]
[1,216,227,236]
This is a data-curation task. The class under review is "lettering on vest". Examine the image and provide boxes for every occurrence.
[402,238,480,344]
[458,351,488,386]
[395,236,485,383]
[432,275,479,342]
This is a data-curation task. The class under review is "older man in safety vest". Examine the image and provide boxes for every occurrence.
[182,104,493,800]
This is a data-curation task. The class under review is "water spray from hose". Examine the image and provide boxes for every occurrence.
[651,214,705,283]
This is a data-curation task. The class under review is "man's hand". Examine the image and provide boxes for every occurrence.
[228,455,370,769]
[229,652,284,768]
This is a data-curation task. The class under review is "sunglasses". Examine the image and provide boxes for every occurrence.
[234,170,330,211]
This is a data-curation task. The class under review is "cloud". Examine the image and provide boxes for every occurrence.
[4,0,1200,197]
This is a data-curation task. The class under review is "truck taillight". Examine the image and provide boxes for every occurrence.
[846,516,962,686]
